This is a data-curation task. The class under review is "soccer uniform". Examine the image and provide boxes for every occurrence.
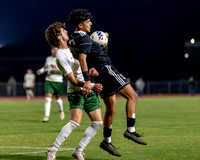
[71,31,129,98]
[24,72,35,99]
[24,73,35,89]
[56,48,101,112]
[38,56,63,97]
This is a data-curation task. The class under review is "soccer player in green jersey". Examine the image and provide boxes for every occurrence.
[36,47,65,122]
[45,22,103,160]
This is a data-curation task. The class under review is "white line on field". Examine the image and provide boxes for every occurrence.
[0,146,48,149]
[0,146,75,155]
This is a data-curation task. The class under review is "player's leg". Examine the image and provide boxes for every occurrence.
[47,108,82,160]
[27,89,34,100]
[43,93,53,122]
[30,89,34,99]
[72,92,102,160]
[54,82,65,120]
[55,96,65,120]
[43,81,54,122]
[73,109,102,160]
[103,94,116,142]
[119,84,147,145]
[47,91,85,160]
[25,89,31,100]
[99,94,121,157]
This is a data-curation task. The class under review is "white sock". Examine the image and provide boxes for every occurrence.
[105,137,111,143]
[104,124,112,143]
[52,120,79,151]
[56,98,63,112]
[44,97,52,117]
[77,121,102,151]
[132,113,135,119]
[128,126,135,132]
[128,113,136,132]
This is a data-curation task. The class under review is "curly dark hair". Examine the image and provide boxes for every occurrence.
[68,9,92,26]
[45,22,66,47]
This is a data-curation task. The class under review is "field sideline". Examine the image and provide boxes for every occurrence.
[0,96,200,160]
[0,93,200,101]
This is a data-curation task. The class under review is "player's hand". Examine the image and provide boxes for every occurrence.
[83,81,91,95]
[89,68,99,76]
[36,70,41,75]
[93,83,103,93]
[105,32,109,38]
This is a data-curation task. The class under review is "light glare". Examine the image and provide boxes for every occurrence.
[184,53,189,58]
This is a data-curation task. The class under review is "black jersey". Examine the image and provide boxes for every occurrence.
[71,31,111,68]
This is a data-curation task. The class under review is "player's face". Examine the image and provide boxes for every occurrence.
[60,28,69,41]
[81,19,92,32]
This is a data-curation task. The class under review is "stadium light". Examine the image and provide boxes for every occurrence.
[190,38,195,44]
[184,53,189,58]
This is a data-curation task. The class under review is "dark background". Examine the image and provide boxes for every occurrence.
[0,0,200,82]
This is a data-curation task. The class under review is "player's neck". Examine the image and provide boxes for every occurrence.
[59,41,68,49]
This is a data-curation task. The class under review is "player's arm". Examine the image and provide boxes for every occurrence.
[32,76,36,87]
[66,72,84,87]
[79,53,91,95]
[66,72,103,93]
[37,57,49,75]
[36,67,45,75]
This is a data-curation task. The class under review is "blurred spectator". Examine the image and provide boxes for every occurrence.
[135,77,145,96]
[6,75,17,96]
[23,69,36,100]
[126,77,133,87]
[188,76,195,96]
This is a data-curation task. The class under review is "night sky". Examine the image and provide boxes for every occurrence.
[0,0,200,82]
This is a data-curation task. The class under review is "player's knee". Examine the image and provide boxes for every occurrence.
[132,91,138,101]
[126,90,138,103]
[70,120,79,130]
[91,121,103,130]
[45,97,52,103]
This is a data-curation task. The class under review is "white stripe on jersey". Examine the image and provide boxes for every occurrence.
[80,43,92,45]
[79,31,86,36]
[105,65,126,86]
[74,31,86,36]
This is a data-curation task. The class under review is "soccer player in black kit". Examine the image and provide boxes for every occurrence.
[68,9,147,157]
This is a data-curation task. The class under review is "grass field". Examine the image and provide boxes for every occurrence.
[0,96,200,160]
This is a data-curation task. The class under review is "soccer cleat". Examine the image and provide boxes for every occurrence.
[124,130,147,145]
[46,149,56,160]
[72,149,85,160]
[42,116,49,122]
[100,140,121,157]
[60,111,65,120]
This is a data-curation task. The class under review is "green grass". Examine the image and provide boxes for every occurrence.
[0,97,200,160]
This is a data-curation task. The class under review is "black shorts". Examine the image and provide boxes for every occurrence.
[94,65,129,98]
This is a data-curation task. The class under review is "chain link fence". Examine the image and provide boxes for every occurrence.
[0,80,199,97]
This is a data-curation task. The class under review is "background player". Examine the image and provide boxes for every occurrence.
[23,69,36,100]
[36,47,65,122]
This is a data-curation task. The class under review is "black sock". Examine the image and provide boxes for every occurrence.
[103,127,112,138]
[127,117,135,128]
